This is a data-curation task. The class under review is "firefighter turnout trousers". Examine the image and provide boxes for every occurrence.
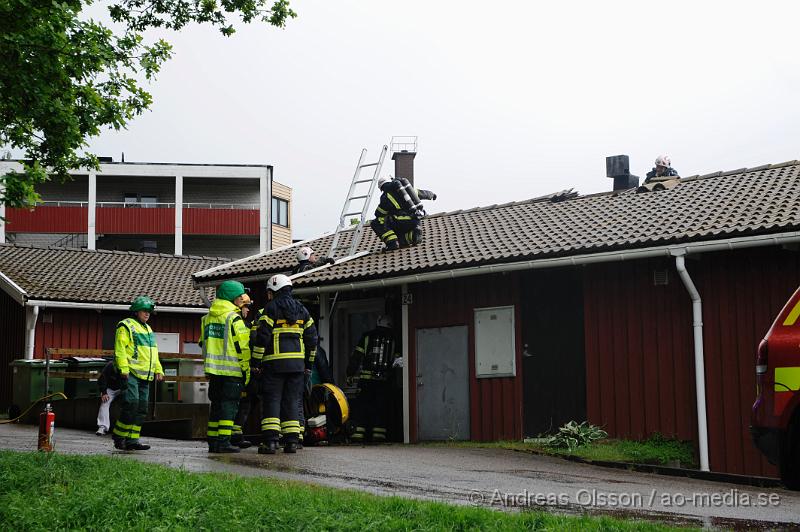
[260,371,304,444]
[208,375,244,450]
[351,380,389,443]
[370,216,421,248]
[113,375,149,445]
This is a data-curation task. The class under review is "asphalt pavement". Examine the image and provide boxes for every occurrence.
[1,424,798,530]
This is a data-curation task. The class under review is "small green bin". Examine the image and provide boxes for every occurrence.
[62,357,109,400]
[10,359,67,414]
[156,359,180,402]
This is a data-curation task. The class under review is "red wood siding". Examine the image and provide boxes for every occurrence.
[96,207,175,234]
[584,258,696,444]
[408,274,523,442]
[183,208,259,235]
[696,247,800,477]
[584,248,800,477]
[5,206,87,233]
[0,291,26,409]
[32,309,201,357]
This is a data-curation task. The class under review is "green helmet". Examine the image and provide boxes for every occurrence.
[216,280,246,302]
[129,296,155,313]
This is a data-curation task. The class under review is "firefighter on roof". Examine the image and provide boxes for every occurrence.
[370,175,436,251]
[254,274,318,454]
[291,246,335,275]
[201,280,251,454]
[112,296,163,451]
[347,315,402,443]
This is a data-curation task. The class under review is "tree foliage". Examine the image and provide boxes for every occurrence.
[0,0,295,208]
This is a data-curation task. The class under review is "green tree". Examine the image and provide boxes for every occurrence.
[0,0,295,208]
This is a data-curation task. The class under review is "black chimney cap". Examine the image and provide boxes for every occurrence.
[606,155,630,178]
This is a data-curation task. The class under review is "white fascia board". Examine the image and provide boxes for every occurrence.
[25,300,208,314]
[0,270,27,305]
[96,163,268,179]
[292,231,800,295]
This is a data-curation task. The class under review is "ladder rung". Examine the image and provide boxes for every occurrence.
[354,179,373,184]
[348,195,368,200]
[358,162,378,168]
[343,211,361,217]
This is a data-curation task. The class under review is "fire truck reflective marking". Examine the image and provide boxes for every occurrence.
[774,367,800,391]
[782,299,800,326]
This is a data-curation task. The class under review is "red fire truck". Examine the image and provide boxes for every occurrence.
[751,286,800,489]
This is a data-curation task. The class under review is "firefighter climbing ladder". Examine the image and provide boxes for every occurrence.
[327,145,388,261]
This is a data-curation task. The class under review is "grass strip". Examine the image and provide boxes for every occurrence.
[0,450,688,531]
[426,435,697,468]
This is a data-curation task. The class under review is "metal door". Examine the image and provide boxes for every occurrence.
[416,326,470,440]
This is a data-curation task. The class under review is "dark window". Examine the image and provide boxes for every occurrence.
[271,197,288,227]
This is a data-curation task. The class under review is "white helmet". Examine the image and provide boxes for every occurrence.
[297,246,313,262]
[267,274,292,292]
[655,155,671,168]
[376,315,392,328]
[377,175,391,189]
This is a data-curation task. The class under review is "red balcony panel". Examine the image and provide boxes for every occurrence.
[96,207,175,234]
[5,206,88,233]
[183,208,259,235]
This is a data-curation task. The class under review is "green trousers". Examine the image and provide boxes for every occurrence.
[113,376,149,443]
[208,375,243,449]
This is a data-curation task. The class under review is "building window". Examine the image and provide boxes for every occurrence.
[272,197,288,227]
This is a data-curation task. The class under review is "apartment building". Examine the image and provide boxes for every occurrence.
[0,159,292,259]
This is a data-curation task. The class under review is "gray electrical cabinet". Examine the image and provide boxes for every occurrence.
[474,306,516,378]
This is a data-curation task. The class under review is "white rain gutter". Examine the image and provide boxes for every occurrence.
[673,252,710,472]
[0,270,27,305]
[293,231,800,295]
[24,305,39,360]
[25,300,209,314]
[401,283,410,444]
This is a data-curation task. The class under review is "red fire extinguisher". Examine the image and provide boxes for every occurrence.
[38,403,55,452]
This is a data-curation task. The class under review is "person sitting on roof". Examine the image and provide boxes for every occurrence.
[291,246,334,276]
[644,155,680,183]
[370,175,437,252]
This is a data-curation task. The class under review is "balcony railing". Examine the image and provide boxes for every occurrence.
[39,200,260,209]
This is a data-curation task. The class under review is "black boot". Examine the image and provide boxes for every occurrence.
[216,443,241,453]
[236,439,253,449]
[384,240,399,252]
[125,441,151,451]
[283,442,297,454]
[258,441,278,455]
[113,437,127,450]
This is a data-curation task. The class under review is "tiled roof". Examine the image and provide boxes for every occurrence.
[193,160,800,287]
[0,245,226,306]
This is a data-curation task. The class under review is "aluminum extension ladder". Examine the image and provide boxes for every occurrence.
[327,145,388,261]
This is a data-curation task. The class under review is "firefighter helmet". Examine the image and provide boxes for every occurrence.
[267,274,292,292]
[376,315,392,328]
[129,296,155,313]
[655,155,671,168]
[377,175,391,189]
[297,246,313,262]
[240,293,252,306]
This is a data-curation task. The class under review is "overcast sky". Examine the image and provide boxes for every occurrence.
[87,0,800,240]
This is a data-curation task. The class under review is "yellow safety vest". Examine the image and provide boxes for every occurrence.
[114,317,162,381]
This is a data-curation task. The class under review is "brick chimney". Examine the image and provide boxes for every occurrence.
[391,136,417,186]
[606,155,639,191]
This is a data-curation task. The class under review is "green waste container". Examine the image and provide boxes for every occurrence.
[62,357,109,400]
[156,359,180,402]
[10,359,67,416]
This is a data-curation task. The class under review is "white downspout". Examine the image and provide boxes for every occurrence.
[401,283,410,444]
[25,305,39,360]
[673,252,710,472]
